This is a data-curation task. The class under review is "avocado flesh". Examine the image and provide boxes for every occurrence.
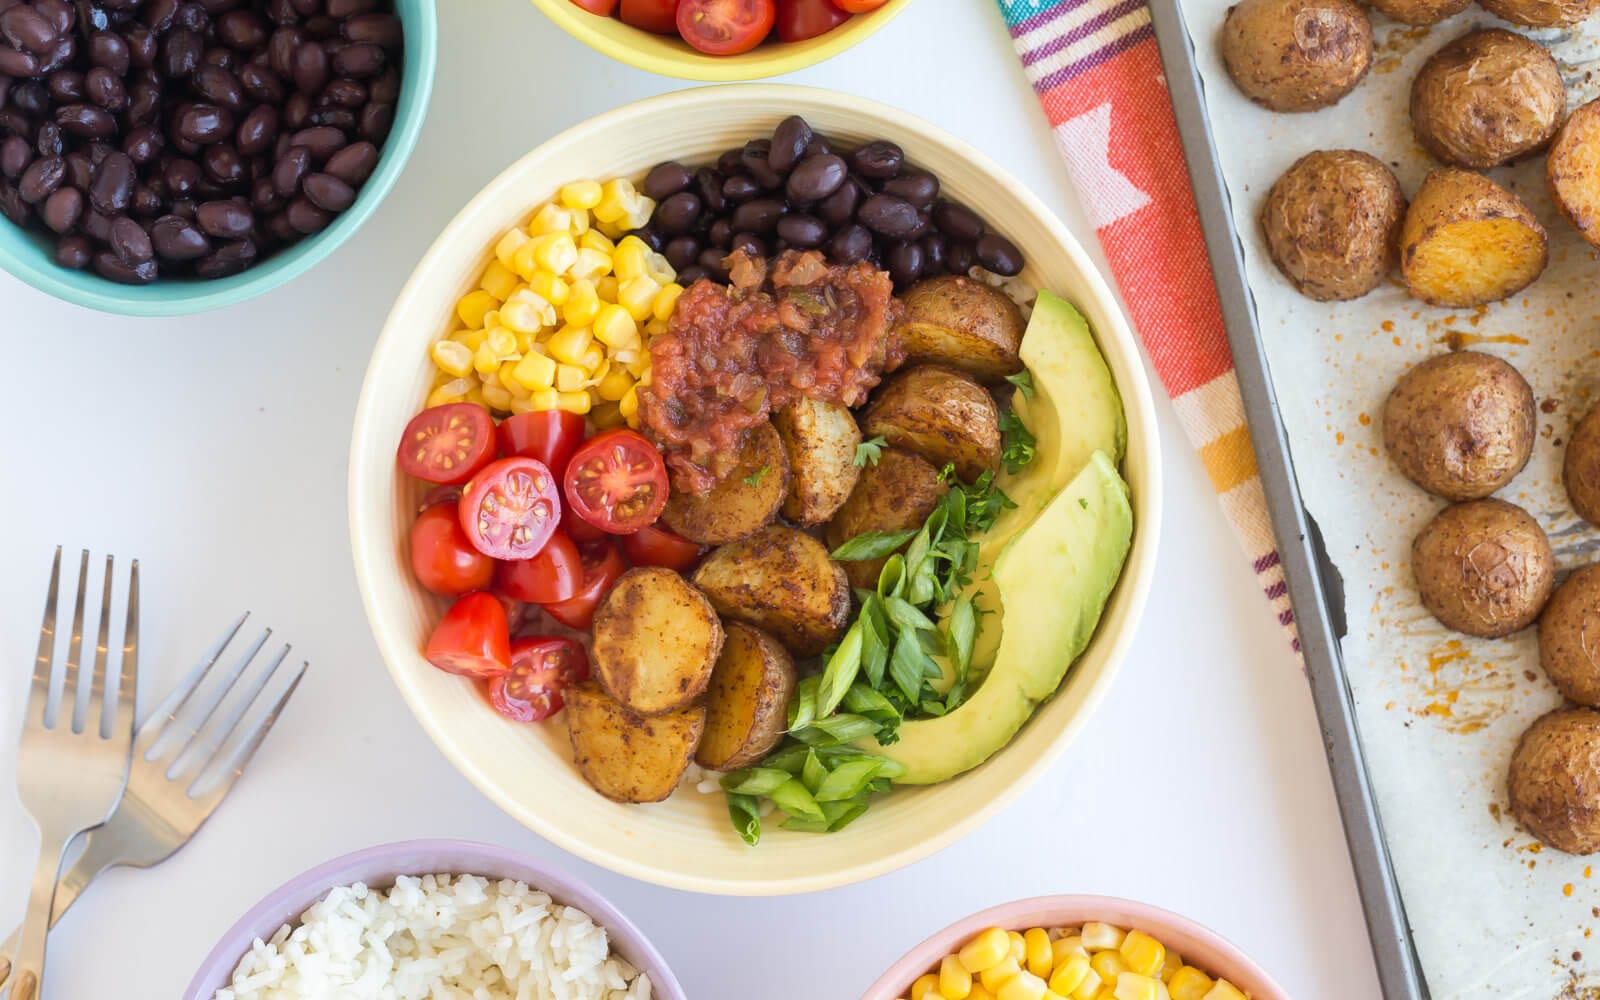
[865,452,1133,784]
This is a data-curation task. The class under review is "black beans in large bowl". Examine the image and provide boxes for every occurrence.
[654,191,700,237]
[642,160,691,201]
[786,153,845,204]
[849,140,903,179]
[768,115,812,174]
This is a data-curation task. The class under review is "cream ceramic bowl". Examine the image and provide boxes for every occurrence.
[349,84,1163,896]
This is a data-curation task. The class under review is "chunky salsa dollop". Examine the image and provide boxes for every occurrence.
[639,250,904,494]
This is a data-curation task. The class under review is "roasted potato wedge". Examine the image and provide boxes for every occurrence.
[1261,149,1405,302]
[592,567,724,716]
[774,397,862,526]
[1221,0,1372,113]
[660,421,789,546]
[1369,0,1470,24]
[861,365,1001,483]
[692,525,851,657]
[895,276,1025,381]
[825,448,948,591]
[567,683,706,804]
[695,622,797,771]
[1400,168,1548,307]
[1480,0,1600,26]
[1410,30,1563,170]
[1548,99,1600,250]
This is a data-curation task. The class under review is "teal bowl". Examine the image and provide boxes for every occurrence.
[0,1,437,316]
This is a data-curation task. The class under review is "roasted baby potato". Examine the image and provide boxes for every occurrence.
[1220,0,1373,113]
[1508,707,1600,855]
[861,365,1001,483]
[825,448,948,591]
[1261,149,1405,301]
[591,567,724,716]
[773,397,861,526]
[692,525,851,657]
[1566,405,1600,525]
[1410,30,1564,170]
[660,421,789,546]
[894,276,1025,381]
[1547,99,1600,251]
[1369,0,1471,24]
[1539,566,1600,707]
[1399,168,1548,307]
[567,683,706,804]
[1382,350,1535,500]
[1412,497,1554,638]
[695,622,798,771]
[1481,0,1600,26]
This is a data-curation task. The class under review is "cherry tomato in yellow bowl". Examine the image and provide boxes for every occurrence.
[527,0,914,81]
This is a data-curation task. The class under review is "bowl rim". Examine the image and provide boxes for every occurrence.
[858,894,1291,1000]
[525,0,915,82]
[0,0,438,317]
[180,837,686,1000]
[349,82,1164,896]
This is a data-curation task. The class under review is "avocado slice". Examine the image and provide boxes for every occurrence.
[863,451,1133,784]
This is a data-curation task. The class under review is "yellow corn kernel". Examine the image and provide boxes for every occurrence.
[1023,929,1053,979]
[482,383,513,411]
[1069,969,1102,1000]
[1201,981,1246,1000]
[579,344,605,373]
[619,385,640,421]
[1158,950,1183,982]
[480,260,518,301]
[512,352,557,390]
[1081,925,1126,953]
[508,395,538,415]
[495,227,530,268]
[910,974,940,1000]
[528,270,569,306]
[596,274,621,303]
[1118,932,1163,979]
[590,401,625,430]
[596,367,635,402]
[456,328,488,353]
[620,193,655,230]
[431,340,473,377]
[613,236,651,280]
[617,275,660,322]
[530,388,561,411]
[555,390,591,414]
[644,249,675,285]
[997,974,1047,1000]
[960,929,1013,975]
[511,240,542,281]
[1093,990,1117,1000]
[556,363,586,392]
[939,955,972,1000]
[530,202,574,236]
[462,385,488,408]
[456,289,498,328]
[500,289,556,334]
[593,181,631,224]
[1048,956,1091,996]
[547,324,594,366]
[967,987,995,1000]
[1051,938,1088,969]
[652,281,684,323]
[593,216,627,240]
[560,179,602,211]
[486,326,517,357]
[980,958,1020,993]
[1165,968,1212,1000]
[529,232,578,275]
[426,378,471,408]
[564,280,600,326]
[473,344,500,375]
[593,303,638,348]
[1111,975,1162,1000]
[500,362,531,398]
[571,246,613,282]
[514,330,536,354]
[1089,952,1127,985]
[580,229,616,255]
[1006,933,1026,964]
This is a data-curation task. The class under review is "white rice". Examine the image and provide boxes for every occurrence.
[969,266,1038,320]
[214,874,653,1000]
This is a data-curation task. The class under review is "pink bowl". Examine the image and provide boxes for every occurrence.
[860,895,1289,1000]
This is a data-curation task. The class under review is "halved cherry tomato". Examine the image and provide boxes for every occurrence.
[488,636,591,722]
[619,524,703,573]
[561,501,610,545]
[494,530,583,604]
[775,0,846,41]
[496,410,586,480]
[397,403,496,486]
[563,429,669,535]
[677,0,775,55]
[459,457,561,560]
[832,0,880,11]
[425,591,511,679]
[544,542,628,631]
[620,0,679,33]
[411,503,496,596]
[569,0,619,14]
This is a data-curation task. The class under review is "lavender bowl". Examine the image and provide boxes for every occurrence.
[181,839,685,1000]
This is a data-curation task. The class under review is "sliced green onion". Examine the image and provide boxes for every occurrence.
[801,749,827,794]
[832,529,918,561]
[770,778,824,822]
[814,758,883,802]
[727,793,762,846]
[817,619,865,718]
[721,767,793,797]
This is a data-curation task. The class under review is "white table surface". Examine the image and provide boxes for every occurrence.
[0,1,1384,996]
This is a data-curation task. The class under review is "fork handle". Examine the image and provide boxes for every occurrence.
[10,833,70,1000]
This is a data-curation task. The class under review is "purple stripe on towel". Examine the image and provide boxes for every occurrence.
[1031,20,1154,94]
[1021,0,1147,67]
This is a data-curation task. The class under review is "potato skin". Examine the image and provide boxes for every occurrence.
[825,448,948,591]
[1369,0,1471,24]
[894,276,1025,381]
[1481,0,1600,26]
[1400,168,1548,307]
[1261,149,1405,301]
[1382,351,1535,500]
[1566,405,1600,526]
[862,365,1001,483]
[1413,497,1553,637]
[1547,99,1600,251]
[591,567,724,716]
[567,684,705,804]
[1539,566,1600,707]
[1221,0,1373,113]
[773,397,861,526]
[1410,30,1564,170]
[1508,707,1600,855]
[695,622,797,771]
[692,525,851,657]
[660,421,789,546]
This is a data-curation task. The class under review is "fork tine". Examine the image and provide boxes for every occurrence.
[89,555,113,738]
[60,549,89,732]
[29,547,62,727]
[138,610,247,756]
[161,628,271,771]
[113,559,139,743]
[177,642,289,784]
[194,660,307,807]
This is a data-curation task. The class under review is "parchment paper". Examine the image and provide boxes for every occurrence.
[1175,5,1600,996]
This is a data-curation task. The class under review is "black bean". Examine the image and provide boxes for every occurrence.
[920,232,947,275]
[804,135,830,158]
[93,249,157,283]
[707,217,731,249]
[883,171,938,209]
[151,212,211,258]
[368,66,400,104]
[250,174,282,212]
[818,180,860,227]
[125,25,156,68]
[344,12,401,48]
[731,197,783,234]
[858,193,919,239]
[887,240,923,287]
[786,153,846,204]
[302,171,351,210]
[357,101,390,142]
[332,41,383,77]
[1,5,57,54]
[239,63,285,104]
[87,141,113,166]
[287,125,344,160]
[0,180,29,225]
[89,151,134,211]
[175,2,210,33]
[906,209,931,240]
[126,80,159,125]
[974,233,1022,276]
[175,103,232,145]
[272,144,308,195]
[17,154,63,202]
[776,213,826,249]
[307,106,355,130]
[741,139,782,190]
[0,135,30,178]
[269,27,303,78]
[194,237,256,277]
[234,105,277,157]
[89,30,130,75]
[47,70,85,103]
[12,79,47,116]
[40,184,80,231]
[110,214,153,264]
[196,197,252,237]
[946,240,975,275]
[675,264,708,285]
[162,27,203,78]
[168,197,196,221]
[721,173,760,204]
[130,183,162,215]
[932,199,983,242]
[282,90,310,129]
[829,224,872,264]
[697,247,729,282]
[768,115,812,174]
[654,191,701,237]
[267,0,299,23]
[291,40,329,94]
[729,231,765,259]
[625,226,662,252]
[323,139,375,185]
[63,151,91,189]
[144,0,181,32]
[85,67,127,111]
[693,167,725,214]
[34,121,61,157]
[192,65,246,113]
[322,77,367,107]
[35,0,74,35]
[643,160,691,201]
[55,234,92,268]
[664,236,700,272]
[715,147,744,176]
[217,8,268,49]
[0,47,37,77]
[849,140,903,179]
[203,143,245,185]
[166,157,202,195]
[285,194,327,233]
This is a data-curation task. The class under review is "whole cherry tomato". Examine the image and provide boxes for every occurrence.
[496,410,586,480]
[543,542,628,631]
[487,636,590,722]
[424,592,511,679]
[775,0,847,41]
[411,503,495,596]
[620,0,679,33]
[396,403,496,486]
[832,0,881,11]
[619,524,703,573]
[568,0,619,13]
[495,529,584,604]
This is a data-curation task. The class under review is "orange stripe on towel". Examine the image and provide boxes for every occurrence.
[1199,426,1259,494]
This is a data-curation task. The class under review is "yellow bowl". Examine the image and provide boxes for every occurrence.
[528,0,915,81]
[349,84,1163,896]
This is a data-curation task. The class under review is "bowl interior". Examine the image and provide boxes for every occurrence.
[861,896,1289,1000]
[350,84,1162,896]
[0,0,437,317]
[527,0,915,82]
[182,839,686,1000]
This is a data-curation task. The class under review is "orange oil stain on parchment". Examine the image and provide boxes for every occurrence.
[1373,25,1432,73]
[1403,639,1517,734]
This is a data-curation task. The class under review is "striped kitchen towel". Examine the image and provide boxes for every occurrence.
[999,0,1301,654]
